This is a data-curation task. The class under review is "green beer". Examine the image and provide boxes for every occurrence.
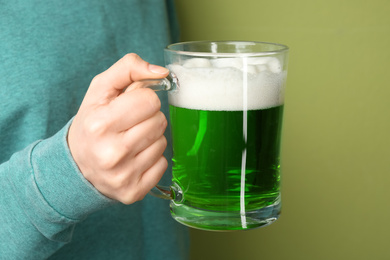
[169,105,283,230]
[164,47,288,230]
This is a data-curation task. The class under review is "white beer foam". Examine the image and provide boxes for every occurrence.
[168,57,286,111]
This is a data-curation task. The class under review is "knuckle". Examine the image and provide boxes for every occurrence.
[90,73,102,85]
[158,111,168,129]
[98,157,115,171]
[161,156,168,169]
[120,198,134,205]
[145,89,161,111]
[107,175,133,204]
[90,73,110,89]
[159,136,168,151]
[133,192,146,203]
[97,157,115,171]
[117,192,135,204]
[142,133,154,147]
[131,88,161,112]
[162,136,168,148]
[159,156,168,170]
[121,191,144,205]
[123,53,141,65]
[122,140,137,157]
[96,145,121,170]
[83,116,108,136]
[109,174,126,191]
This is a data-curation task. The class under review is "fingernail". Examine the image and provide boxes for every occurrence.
[149,64,169,74]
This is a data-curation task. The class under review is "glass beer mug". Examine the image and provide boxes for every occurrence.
[141,41,289,231]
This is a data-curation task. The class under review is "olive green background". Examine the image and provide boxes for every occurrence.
[174,1,390,259]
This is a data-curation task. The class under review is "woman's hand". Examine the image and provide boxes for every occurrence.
[68,53,170,204]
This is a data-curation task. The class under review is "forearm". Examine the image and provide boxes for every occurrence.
[0,120,113,259]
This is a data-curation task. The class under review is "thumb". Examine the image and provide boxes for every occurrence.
[86,53,169,103]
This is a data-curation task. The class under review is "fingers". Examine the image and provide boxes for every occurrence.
[133,135,168,176]
[107,88,162,132]
[110,136,168,204]
[127,138,168,204]
[122,111,167,155]
[86,53,169,104]
[136,156,168,201]
[110,113,167,204]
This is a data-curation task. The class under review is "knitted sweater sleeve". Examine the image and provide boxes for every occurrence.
[0,120,114,259]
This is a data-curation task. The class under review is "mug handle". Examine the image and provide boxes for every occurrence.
[129,74,182,202]
[129,73,178,92]
[149,183,183,202]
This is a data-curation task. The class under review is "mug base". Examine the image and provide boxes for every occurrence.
[170,200,281,231]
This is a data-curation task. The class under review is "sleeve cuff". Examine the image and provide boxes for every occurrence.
[7,118,115,242]
[30,119,115,221]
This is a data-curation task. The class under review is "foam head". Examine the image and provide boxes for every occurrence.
[168,57,286,111]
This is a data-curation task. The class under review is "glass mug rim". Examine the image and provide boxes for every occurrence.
[164,40,289,57]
